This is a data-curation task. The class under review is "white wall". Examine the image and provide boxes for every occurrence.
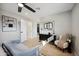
[72,4,79,55]
[0,10,23,45]
[39,11,72,35]
[0,10,36,44]
[0,9,39,45]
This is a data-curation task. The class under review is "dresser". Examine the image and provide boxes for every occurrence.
[39,34,52,41]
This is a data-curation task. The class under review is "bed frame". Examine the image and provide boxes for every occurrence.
[2,43,13,56]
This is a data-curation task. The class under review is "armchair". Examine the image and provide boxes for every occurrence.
[54,34,71,50]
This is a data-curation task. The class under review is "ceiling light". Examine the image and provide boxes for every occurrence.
[18,3,24,7]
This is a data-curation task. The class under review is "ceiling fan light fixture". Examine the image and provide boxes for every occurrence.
[18,3,24,7]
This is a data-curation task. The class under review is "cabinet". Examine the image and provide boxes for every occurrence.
[39,34,52,41]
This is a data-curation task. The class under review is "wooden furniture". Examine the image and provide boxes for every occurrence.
[39,34,52,41]
[65,41,72,53]
[49,35,57,44]
[54,34,72,53]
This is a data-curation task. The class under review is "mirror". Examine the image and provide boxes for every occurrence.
[44,22,53,30]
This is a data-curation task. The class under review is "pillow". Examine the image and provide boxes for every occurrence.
[47,35,54,42]
[63,42,69,49]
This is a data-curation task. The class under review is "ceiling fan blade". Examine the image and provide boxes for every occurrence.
[22,3,36,13]
[18,7,22,12]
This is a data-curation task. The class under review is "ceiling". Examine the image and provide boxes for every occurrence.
[0,3,74,20]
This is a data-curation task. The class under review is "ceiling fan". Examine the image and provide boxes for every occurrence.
[18,3,36,13]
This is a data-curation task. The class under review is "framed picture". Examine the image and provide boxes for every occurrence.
[44,22,53,30]
[48,22,53,29]
[2,15,17,32]
[44,23,48,29]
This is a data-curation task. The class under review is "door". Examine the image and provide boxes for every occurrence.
[21,19,27,42]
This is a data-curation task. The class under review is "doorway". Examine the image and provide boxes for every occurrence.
[21,19,27,42]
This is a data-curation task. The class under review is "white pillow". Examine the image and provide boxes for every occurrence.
[54,40,59,45]
[47,36,54,42]
[63,42,69,49]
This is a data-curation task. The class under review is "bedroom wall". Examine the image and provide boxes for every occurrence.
[72,4,79,55]
[0,10,21,45]
[39,11,72,35]
[0,9,38,45]
[0,10,32,45]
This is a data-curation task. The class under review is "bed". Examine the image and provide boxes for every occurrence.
[0,47,7,56]
[2,41,40,56]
